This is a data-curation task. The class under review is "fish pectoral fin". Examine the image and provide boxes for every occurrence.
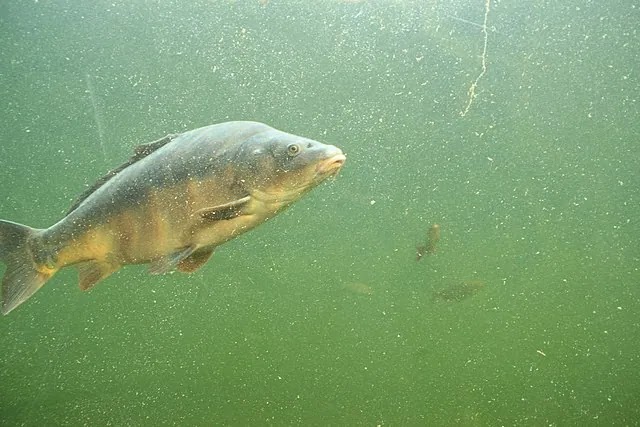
[196,196,251,221]
[77,260,120,291]
[177,248,214,273]
[149,246,197,275]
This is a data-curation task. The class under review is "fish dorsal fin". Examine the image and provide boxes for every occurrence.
[66,133,178,215]
[132,133,178,157]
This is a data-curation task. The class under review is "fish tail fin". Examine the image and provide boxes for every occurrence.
[0,220,54,315]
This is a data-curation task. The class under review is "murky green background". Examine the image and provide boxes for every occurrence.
[1,0,638,425]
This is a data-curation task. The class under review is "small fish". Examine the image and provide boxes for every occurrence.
[416,223,440,261]
[0,121,346,315]
[343,282,373,296]
[433,280,485,302]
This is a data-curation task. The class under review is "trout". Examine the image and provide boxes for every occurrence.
[0,121,345,315]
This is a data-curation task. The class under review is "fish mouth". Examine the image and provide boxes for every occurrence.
[316,153,346,178]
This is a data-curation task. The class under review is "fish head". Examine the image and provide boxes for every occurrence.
[236,129,345,205]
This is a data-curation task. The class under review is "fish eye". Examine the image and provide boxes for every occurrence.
[287,144,301,156]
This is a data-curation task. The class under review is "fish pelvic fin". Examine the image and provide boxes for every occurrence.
[0,220,55,315]
[177,248,214,273]
[149,246,197,275]
[77,259,120,291]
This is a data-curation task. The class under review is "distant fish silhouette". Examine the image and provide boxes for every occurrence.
[433,280,485,302]
[416,223,440,261]
[343,282,373,296]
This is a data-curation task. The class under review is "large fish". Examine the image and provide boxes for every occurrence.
[0,121,345,315]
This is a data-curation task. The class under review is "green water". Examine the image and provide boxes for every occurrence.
[1,0,638,425]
